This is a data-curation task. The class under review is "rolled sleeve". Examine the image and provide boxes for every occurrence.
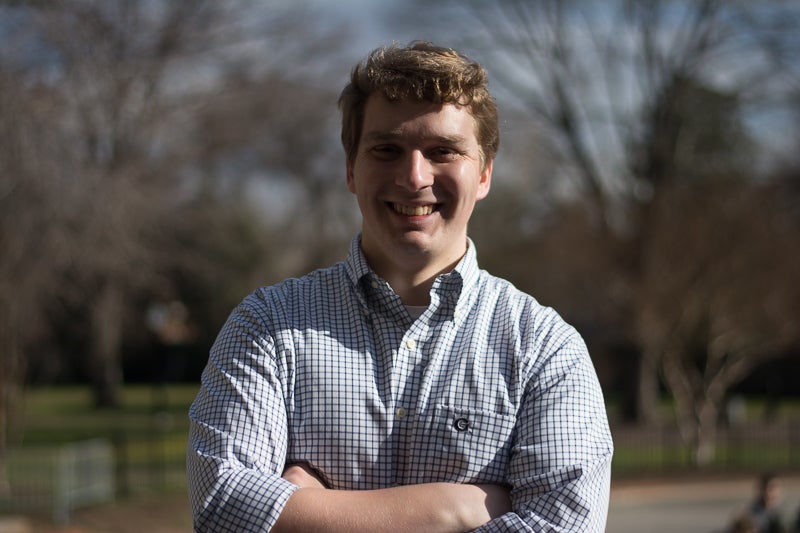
[187,302,296,532]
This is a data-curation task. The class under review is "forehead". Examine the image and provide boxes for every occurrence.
[361,95,479,144]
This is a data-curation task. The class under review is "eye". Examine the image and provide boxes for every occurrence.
[369,144,401,160]
[428,147,461,162]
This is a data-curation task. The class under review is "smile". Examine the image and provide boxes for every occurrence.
[391,203,436,216]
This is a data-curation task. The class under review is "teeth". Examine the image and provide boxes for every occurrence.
[393,204,434,216]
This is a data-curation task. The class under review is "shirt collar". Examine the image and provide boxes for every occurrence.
[344,234,373,287]
[344,233,481,299]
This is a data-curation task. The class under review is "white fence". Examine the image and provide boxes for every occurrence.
[1,439,114,523]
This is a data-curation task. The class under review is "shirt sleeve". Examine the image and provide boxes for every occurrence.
[474,329,613,533]
[186,298,298,532]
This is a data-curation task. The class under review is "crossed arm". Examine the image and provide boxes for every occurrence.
[273,463,511,533]
[188,305,613,532]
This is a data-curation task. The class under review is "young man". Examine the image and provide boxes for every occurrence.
[187,42,613,532]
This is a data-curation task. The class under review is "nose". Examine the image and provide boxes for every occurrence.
[395,150,434,191]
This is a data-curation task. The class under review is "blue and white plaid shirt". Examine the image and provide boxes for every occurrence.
[187,235,613,532]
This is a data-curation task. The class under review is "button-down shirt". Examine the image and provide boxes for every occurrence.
[187,235,613,532]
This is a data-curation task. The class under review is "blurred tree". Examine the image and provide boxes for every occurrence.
[445,0,800,463]
[639,180,800,464]
[188,73,357,281]
[0,0,350,493]
[0,66,63,497]
[14,0,226,408]
[0,0,351,416]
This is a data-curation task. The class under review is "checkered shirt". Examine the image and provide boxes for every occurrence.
[187,235,613,532]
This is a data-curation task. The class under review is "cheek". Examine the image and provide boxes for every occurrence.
[454,168,486,201]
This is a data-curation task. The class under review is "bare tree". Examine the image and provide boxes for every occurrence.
[17,0,223,407]
[190,74,357,279]
[0,0,351,410]
[166,74,356,336]
[0,2,354,494]
[638,180,800,464]
[443,0,800,462]
[0,71,42,497]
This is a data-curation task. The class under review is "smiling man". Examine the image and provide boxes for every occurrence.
[348,96,492,306]
[187,42,613,532]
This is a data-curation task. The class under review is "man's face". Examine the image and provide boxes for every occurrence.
[347,95,492,277]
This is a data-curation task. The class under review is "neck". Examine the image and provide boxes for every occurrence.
[365,251,463,306]
[359,233,469,305]
[384,271,438,306]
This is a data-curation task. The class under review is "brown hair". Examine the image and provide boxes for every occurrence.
[338,41,499,170]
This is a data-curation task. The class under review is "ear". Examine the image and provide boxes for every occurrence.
[346,160,357,194]
[475,159,493,201]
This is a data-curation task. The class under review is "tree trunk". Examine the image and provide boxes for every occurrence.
[0,297,24,497]
[691,401,720,467]
[635,349,661,425]
[89,282,125,408]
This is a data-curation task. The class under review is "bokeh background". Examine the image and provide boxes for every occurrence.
[1,1,799,531]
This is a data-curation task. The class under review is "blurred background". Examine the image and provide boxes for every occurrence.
[1,0,799,531]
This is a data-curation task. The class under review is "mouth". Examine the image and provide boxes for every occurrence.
[391,203,437,216]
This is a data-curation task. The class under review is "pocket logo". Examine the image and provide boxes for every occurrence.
[453,417,470,432]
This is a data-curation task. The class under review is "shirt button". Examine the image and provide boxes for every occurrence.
[370,280,379,289]
[405,338,416,350]
[395,407,407,419]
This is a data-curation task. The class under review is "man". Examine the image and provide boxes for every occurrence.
[748,472,785,533]
[187,41,613,532]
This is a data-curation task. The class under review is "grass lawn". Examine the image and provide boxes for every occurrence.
[13,384,199,446]
[8,385,800,479]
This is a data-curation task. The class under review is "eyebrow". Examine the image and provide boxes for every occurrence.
[363,131,469,145]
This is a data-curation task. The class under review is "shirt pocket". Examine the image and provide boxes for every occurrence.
[408,404,516,485]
